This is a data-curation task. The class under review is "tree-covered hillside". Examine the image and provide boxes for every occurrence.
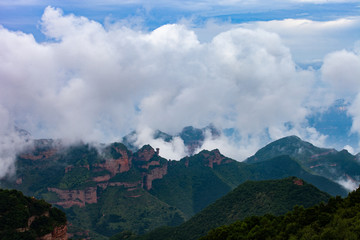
[133,177,330,240]
[246,136,360,189]
[0,188,67,240]
[201,185,360,240]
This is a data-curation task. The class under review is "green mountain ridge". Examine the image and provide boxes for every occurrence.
[246,136,360,190]
[133,177,331,240]
[150,154,347,220]
[201,184,360,240]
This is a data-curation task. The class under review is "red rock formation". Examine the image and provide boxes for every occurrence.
[126,195,142,198]
[310,150,336,160]
[109,181,141,188]
[92,174,111,182]
[134,145,156,162]
[143,163,168,190]
[97,181,142,190]
[201,149,226,168]
[94,146,132,176]
[38,225,68,240]
[19,149,57,161]
[64,166,74,173]
[16,177,23,185]
[138,160,160,170]
[65,165,89,173]
[48,187,97,208]
[293,179,304,186]
[17,210,67,240]
[184,158,190,168]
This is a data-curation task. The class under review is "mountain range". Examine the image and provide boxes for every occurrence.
[134,177,330,240]
[1,127,359,239]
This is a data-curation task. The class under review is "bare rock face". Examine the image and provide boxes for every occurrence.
[48,187,97,208]
[143,162,168,190]
[95,144,132,176]
[134,145,156,162]
[138,160,161,170]
[293,178,304,186]
[16,177,23,185]
[200,149,227,168]
[97,180,143,190]
[19,149,57,161]
[19,139,60,161]
[37,225,68,240]
[92,174,111,182]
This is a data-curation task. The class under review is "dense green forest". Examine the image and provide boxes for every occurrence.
[129,177,330,240]
[201,186,360,240]
[0,188,67,240]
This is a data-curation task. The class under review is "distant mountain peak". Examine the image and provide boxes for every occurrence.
[246,135,334,163]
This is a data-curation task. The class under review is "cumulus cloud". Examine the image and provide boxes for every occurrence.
[321,48,360,142]
[223,17,360,64]
[321,50,360,96]
[0,6,317,140]
[2,5,359,169]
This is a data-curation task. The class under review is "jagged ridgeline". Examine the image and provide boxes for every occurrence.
[200,186,360,240]
[0,135,351,239]
[0,188,67,240]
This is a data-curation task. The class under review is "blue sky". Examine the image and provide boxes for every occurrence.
[0,0,360,163]
[1,1,360,40]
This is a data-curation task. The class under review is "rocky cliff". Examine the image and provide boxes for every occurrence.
[200,149,228,168]
[48,187,97,208]
[37,224,68,240]
[28,144,169,208]
[143,162,168,190]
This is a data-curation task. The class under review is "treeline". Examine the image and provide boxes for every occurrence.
[201,187,360,240]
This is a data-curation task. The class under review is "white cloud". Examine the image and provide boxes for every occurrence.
[133,126,187,160]
[320,49,360,143]
[0,105,32,179]
[194,129,263,161]
[294,0,359,3]
[349,93,360,136]
[211,17,360,64]
[337,178,359,191]
[1,6,359,167]
[344,145,355,154]
[321,49,360,96]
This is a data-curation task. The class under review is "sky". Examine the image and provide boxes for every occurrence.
[1,0,360,177]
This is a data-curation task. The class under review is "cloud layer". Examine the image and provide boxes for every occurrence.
[0,6,360,167]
